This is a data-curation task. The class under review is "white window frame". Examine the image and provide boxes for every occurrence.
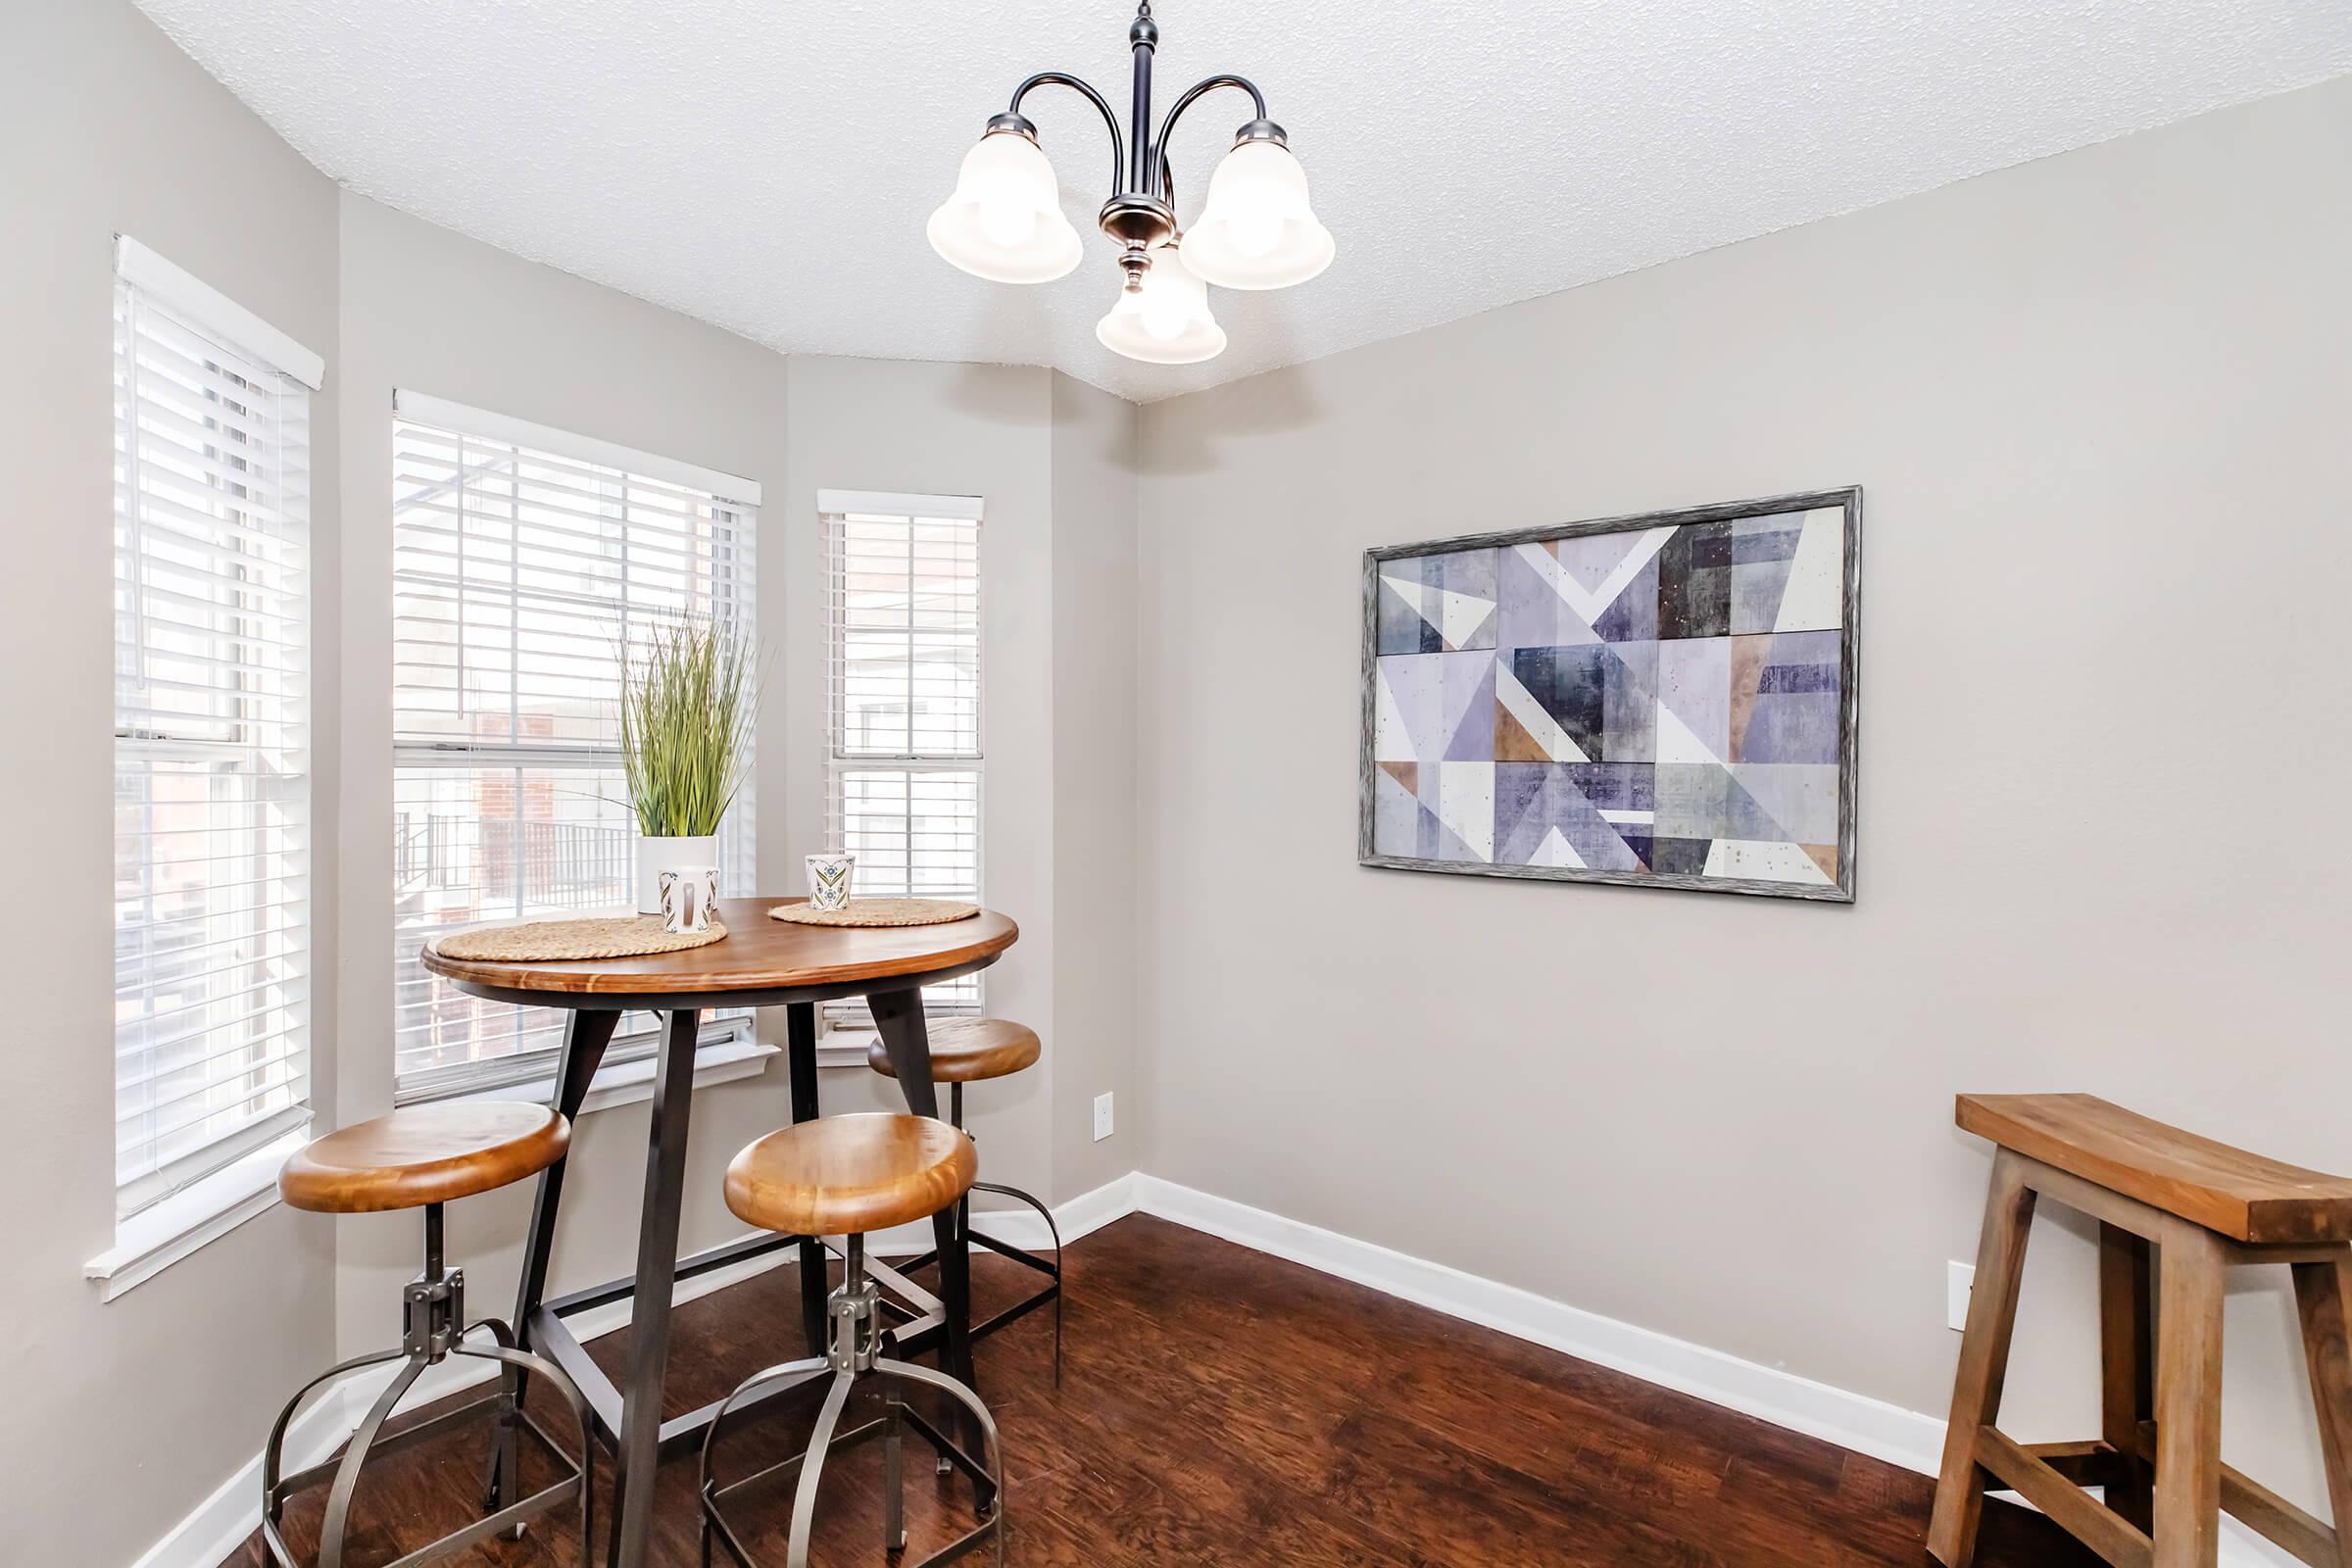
[389,392,761,1102]
[93,238,322,1293]
[819,489,985,1037]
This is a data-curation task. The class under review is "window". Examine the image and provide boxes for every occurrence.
[822,490,984,1026]
[113,238,322,1219]
[391,393,758,1101]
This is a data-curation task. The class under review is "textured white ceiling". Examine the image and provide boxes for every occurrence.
[135,0,2352,402]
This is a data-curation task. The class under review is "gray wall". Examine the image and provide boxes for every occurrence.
[1133,74,2352,1510]
[1050,372,1141,1200]
[0,5,342,1563]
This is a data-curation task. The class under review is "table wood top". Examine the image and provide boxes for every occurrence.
[420,898,1019,1002]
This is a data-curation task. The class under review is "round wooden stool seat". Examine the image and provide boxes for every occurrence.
[278,1102,569,1213]
[725,1113,977,1237]
[865,1017,1041,1084]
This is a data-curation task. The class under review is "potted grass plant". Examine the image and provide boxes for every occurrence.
[620,613,759,913]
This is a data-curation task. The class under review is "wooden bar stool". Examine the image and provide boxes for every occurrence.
[868,1018,1063,1378]
[1930,1094,2352,1568]
[263,1102,596,1568]
[700,1112,1005,1568]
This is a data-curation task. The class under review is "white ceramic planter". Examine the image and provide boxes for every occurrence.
[635,833,719,914]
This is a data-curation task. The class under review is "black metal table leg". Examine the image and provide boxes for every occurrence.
[785,1002,828,1355]
[606,1007,703,1568]
[495,1008,620,1512]
[868,987,992,1513]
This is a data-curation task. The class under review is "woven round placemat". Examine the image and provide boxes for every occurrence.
[768,899,979,928]
[436,915,728,961]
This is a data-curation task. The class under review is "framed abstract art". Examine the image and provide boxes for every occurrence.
[1359,487,1861,902]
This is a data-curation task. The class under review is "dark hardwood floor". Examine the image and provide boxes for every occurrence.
[231,1213,2094,1566]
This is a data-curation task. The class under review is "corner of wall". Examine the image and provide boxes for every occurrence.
[1047,372,1145,1201]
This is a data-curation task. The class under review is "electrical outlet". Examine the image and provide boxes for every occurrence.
[1948,1261,1975,1332]
[1093,1092,1114,1143]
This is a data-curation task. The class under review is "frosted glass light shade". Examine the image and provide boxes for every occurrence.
[1096,244,1226,364]
[1178,139,1334,290]
[927,130,1083,284]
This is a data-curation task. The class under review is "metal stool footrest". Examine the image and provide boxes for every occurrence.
[259,1204,595,1568]
[700,1235,1006,1568]
[882,1178,1064,1386]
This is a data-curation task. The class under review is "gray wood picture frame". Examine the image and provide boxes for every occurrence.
[1357,486,1862,903]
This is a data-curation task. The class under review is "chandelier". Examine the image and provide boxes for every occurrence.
[927,0,1335,366]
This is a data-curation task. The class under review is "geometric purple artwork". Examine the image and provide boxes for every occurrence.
[1361,488,1860,901]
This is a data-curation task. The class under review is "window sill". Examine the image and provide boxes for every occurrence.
[84,1127,312,1302]
[815,1028,883,1070]
[814,1018,986,1071]
[452,1036,780,1115]
[84,1041,779,1302]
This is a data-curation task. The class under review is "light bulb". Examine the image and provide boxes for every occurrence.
[927,126,1082,284]
[979,201,1036,249]
[1180,137,1335,290]
[1141,295,1189,340]
[1229,211,1283,259]
[1096,242,1226,365]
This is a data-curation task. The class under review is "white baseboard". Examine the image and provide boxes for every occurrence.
[126,1167,2297,1568]
[1130,1174,1946,1471]
[1122,1173,2297,1568]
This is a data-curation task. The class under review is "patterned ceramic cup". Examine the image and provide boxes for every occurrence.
[659,865,720,934]
[805,852,856,912]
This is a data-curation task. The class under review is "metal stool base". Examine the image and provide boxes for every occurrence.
[701,1235,1006,1568]
[259,1203,595,1568]
[886,1083,1064,1386]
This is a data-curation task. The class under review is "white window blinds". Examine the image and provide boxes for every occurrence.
[114,251,317,1219]
[391,394,758,1099]
[822,492,984,1023]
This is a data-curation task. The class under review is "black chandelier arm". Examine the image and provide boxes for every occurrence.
[1148,74,1271,185]
[1006,72,1127,196]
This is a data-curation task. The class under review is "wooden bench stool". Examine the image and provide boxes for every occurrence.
[1930,1093,2352,1568]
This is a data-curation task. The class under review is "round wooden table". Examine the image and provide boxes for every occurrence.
[421,898,1018,1568]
